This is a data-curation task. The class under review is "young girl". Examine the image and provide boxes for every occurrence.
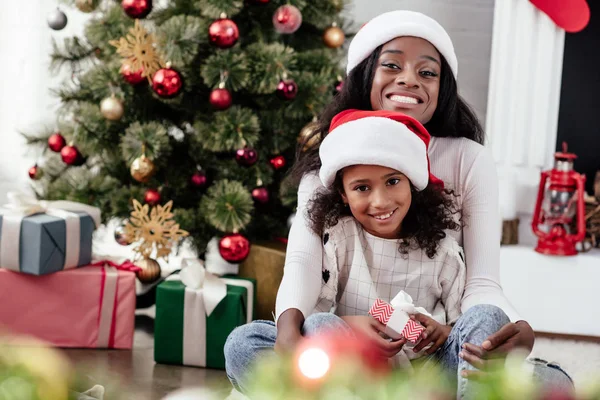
[225,109,469,392]
[307,108,465,367]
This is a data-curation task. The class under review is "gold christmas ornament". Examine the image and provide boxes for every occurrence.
[109,19,165,83]
[114,220,134,246]
[100,95,124,121]
[298,118,320,151]
[124,199,189,260]
[130,154,156,183]
[123,199,189,283]
[323,25,345,49]
[75,0,98,13]
[135,257,161,283]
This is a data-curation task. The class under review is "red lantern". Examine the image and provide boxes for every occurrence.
[531,143,586,256]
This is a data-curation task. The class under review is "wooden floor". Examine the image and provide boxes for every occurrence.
[63,312,231,400]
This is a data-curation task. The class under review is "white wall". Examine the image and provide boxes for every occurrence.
[0,4,89,204]
[0,1,496,203]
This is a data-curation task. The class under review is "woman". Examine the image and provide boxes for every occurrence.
[225,10,573,396]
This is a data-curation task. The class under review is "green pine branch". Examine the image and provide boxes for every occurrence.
[156,15,208,67]
[200,180,253,233]
[194,106,260,152]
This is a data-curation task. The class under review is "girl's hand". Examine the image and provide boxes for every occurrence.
[411,314,452,354]
[342,315,407,359]
[461,320,535,380]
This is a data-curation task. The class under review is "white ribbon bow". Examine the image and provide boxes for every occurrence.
[169,258,227,317]
[390,290,432,318]
[0,192,101,271]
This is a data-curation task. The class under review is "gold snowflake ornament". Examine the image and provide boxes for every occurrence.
[124,200,189,261]
[109,19,165,82]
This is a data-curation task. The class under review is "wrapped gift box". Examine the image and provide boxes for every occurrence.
[239,241,285,320]
[154,260,256,369]
[0,195,100,275]
[0,264,136,348]
[369,291,426,343]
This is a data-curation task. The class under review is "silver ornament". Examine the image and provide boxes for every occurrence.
[47,8,68,31]
[287,212,296,229]
[114,220,133,246]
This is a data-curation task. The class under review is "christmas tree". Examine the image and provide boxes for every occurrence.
[29,0,350,260]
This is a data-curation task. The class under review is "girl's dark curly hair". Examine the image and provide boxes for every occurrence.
[307,171,461,259]
[290,45,484,187]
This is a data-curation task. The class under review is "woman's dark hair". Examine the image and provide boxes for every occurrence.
[290,45,484,186]
[307,172,460,259]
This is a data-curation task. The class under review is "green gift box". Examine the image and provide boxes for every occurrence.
[154,263,256,370]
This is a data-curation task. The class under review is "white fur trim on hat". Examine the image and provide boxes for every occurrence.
[346,10,458,79]
[319,116,429,190]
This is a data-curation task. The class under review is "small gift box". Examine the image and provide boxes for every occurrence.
[0,261,138,348]
[154,259,256,369]
[369,291,428,343]
[0,192,101,275]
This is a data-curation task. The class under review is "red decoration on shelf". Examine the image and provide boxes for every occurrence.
[529,0,590,33]
[269,155,286,170]
[219,233,251,263]
[61,145,84,166]
[152,68,183,98]
[208,18,239,49]
[209,88,232,110]
[251,187,269,204]
[121,63,145,85]
[235,147,258,167]
[48,133,66,153]
[190,170,207,188]
[122,0,152,19]
[28,164,43,180]
[144,188,161,206]
[531,143,586,256]
[276,79,298,100]
[272,5,302,34]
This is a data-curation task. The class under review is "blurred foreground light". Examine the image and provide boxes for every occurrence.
[298,347,330,379]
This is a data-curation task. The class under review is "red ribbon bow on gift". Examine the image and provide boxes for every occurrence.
[89,259,142,272]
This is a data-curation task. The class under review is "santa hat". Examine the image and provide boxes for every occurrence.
[319,109,443,191]
[346,10,458,79]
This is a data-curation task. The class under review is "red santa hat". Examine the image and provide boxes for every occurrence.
[346,10,458,79]
[319,109,443,191]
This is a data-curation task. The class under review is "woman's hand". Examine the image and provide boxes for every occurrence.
[275,309,304,354]
[461,320,535,380]
[411,314,452,354]
[342,316,407,359]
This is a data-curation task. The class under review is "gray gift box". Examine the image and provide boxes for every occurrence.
[0,211,95,275]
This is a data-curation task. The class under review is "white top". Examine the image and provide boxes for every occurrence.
[313,217,465,327]
[276,136,521,323]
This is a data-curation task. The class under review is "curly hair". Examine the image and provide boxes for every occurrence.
[306,172,460,259]
[289,45,484,187]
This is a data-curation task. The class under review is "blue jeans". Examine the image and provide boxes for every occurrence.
[224,305,573,398]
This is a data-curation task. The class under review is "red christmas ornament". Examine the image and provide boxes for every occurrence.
[61,145,84,166]
[152,68,183,98]
[276,79,298,100]
[122,0,152,19]
[249,0,270,4]
[530,0,590,32]
[209,88,232,110]
[269,155,286,170]
[48,133,66,153]
[144,188,161,205]
[235,147,258,167]
[209,18,239,49]
[219,233,251,263]
[190,170,207,188]
[272,5,302,34]
[28,164,43,180]
[252,187,269,204]
[120,63,145,85]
